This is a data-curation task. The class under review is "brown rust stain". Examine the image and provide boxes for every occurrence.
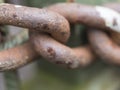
[47,47,56,58]
[0,3,108,70]
[88,29,120,65]
[12,14,17,18]
[47,3,109,31]
[30,31,95,69]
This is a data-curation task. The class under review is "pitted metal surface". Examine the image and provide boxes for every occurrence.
[47,3,120,32]
[0,3,70,43]
[0,3,120,71]
[30,32,95,69]
[87,29,120,65]
[87,3,120,65]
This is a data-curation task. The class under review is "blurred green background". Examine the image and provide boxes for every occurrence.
[3,0,120,90]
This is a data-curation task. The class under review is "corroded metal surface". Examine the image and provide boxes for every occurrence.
[86,3,120,65]
[0,42,38,71]
[47,3,120,33]
[87,29,120,65]
[0,3,95,70]
[0,3,70,70]
[0,3,70,43]
[30,32,95,69]
[0,3,120,71]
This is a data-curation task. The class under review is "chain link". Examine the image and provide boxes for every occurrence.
[0,3,119,71]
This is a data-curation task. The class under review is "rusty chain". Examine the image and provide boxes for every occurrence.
[0,2,120,71]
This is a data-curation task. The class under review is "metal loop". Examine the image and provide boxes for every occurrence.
[87,29,120,65]
[0,42,38,71]
[0,3,120,71]
[29,31,95,69]
[86,3,120,65]
[0,3,70,43]
[47,3,120,33]
[0,3,69,70]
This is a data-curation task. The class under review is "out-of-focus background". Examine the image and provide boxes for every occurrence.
[1,0,120,90]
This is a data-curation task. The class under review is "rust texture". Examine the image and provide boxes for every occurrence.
[86,3,120,65]
[0,42,38,71]
[0,3,96,71]
[0,3,120,71]
[47,2,120,66]
[30,32,95,69]
[0,3,70,43]
[47,3,119,32]
[87,29,120,65]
